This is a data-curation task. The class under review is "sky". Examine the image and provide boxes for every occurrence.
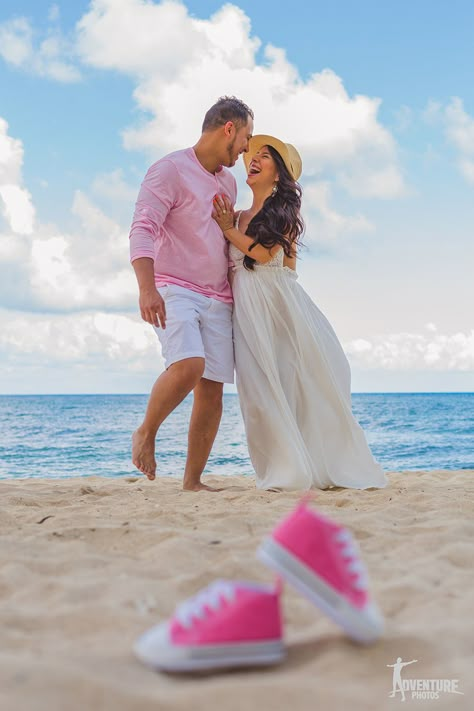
[0,0,473,394]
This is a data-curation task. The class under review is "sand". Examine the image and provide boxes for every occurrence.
[0,470,473,711]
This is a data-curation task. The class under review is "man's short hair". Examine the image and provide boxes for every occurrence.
[202,96,254,132]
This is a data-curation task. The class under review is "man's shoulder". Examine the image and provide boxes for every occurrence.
[148,148,188,173]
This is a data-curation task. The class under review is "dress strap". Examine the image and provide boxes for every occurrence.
[235,210,242,230]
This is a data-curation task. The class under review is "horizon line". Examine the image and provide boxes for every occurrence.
[0,391,472,397]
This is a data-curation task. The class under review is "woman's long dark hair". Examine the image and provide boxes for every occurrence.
[244,145,304,270]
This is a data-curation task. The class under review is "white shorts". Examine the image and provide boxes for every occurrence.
[154,284,234,384]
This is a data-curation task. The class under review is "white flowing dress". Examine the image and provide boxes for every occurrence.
[230,213,388,491]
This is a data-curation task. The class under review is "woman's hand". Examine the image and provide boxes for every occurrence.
[212,194,234,232]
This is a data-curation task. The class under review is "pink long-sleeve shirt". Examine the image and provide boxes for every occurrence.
[129,147,237,303]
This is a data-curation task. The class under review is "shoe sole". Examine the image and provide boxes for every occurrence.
[257,537,383,644]
[134,638,286,672]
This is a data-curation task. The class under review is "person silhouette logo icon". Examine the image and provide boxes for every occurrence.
[387,657,418,701]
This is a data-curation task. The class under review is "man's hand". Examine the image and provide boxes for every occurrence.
[139,288,166,328]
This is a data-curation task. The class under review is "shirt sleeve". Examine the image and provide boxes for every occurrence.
[129,159,179,263]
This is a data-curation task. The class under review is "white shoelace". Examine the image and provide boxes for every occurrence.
[174,581,237,629]
[334,529,369,591]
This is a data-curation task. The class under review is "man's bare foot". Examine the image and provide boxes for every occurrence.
[182,481,224,492]
[132,429,157,480]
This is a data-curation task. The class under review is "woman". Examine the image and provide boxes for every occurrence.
[212,135,387,491]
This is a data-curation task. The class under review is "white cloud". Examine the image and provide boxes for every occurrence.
[0,309,162,371]
[445,97,474,153]
[91,169,138,209]
[346,328,474,372]
[0,0,408,316]
[443,97,474,185]
[76,0,405,204]
[0,184,35,235]
[77,0,207,76]
[1,1,407,262]
[89,169,139,229]
[422,100,442,125]
[48,4,60,23]
[0,17,32,65]
[0,118,35,234]
[338,163,406,199]
[421,96,474,185]
[459,158,474,184]
[0,117,136,312]
[26,192,136,311]
[0,15,80,82]
[303,182,374,243]
[422,143,441,167]
[3,311,471,379]
[393,105,412,133]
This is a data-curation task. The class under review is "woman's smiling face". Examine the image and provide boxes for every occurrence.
[246,145,279,189]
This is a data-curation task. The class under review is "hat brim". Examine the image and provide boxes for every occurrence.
[243,134,302,181]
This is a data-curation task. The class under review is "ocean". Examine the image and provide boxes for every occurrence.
[0,393,472,480]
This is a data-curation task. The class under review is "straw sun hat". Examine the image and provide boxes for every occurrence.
[243,134,302,181]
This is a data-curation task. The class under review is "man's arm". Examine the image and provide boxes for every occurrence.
[129,160,178,328]
[132,257,166,328]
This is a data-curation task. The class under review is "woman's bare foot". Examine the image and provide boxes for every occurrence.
[132,429,157,480]
[182,480,224,492]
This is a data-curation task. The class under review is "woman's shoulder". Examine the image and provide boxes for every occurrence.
[234,208,248,228]
[234,207,254,223]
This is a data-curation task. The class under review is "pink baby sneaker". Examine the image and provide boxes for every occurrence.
[257,499,384,643]
[133,579,285,672]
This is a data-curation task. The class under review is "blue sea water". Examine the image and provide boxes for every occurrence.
[0,393,472,480]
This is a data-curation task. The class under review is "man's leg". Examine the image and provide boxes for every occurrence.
[183,378,224,491]
[132,357,205,480]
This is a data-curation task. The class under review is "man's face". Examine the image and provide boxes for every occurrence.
[225,117,254,167]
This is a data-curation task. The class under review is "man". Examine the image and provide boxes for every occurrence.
[129,96,254,491]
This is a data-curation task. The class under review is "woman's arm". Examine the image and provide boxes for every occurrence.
[283,243,297,271]
[212,195,280,264]
[222,226,281,263]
